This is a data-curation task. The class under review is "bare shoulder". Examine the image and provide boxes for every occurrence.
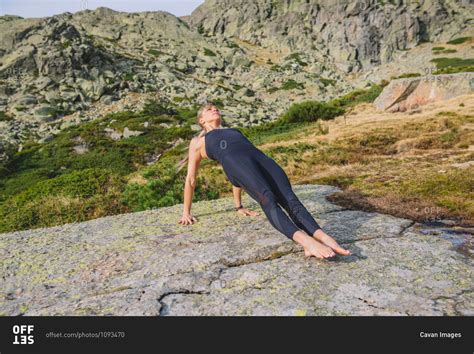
[189,135,204,157]
[190,135,204,148]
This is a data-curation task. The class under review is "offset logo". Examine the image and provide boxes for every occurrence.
[13,325,34,345]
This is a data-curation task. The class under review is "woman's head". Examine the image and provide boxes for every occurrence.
[197,102,221,131]
[175,102,221,173]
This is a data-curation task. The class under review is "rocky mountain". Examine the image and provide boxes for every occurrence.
[0,1,473,156]
[189,0,473,73]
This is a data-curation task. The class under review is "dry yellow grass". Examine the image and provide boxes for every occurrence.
[255,94,474,225]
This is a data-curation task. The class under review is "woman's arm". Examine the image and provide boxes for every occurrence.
[232,186,243,209]
[178,138,202,225]
[233,185,260,217]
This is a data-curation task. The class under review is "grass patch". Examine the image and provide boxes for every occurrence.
[281,101,344,124]
[320,77,336,87]
[331,84,384,108]
[433,65,474,75]
[430,57,474,69]
[433,48,457,54]
[0,100,205,232]
[0,168,128,233]
[270,64,282,72]
[281,79,305,90]
[148,49,164,57]
[446,36,472,45]
[203,48,216,57]
[284,52,308,66]
[392,73,422,79]
[0,111,13,122]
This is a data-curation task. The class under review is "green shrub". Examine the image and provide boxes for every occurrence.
[446,37,472,45]
[0,111,12,122]
[203,48,216,57]
[232,84,243,90]
[142,99,177,116]
[267,87,280,94]
[0,168,127,233]
[430,57,474,69]
[270,65,282,72]
[122,154,220,211]
[148,49,163,56]
[433,49,457,54]
[331,84,383,108]
[244,88,255,97]
[284,52,308,66]
[227,41,240,49]
[281,79,305,90]
[433,65,474,74]
[393,73,422,79]
[123,72,135,81]
[197,23,205,34]
[320,77,336,86]
[281,101,344,124]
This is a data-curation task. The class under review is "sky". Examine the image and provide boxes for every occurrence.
[0,0,205,18]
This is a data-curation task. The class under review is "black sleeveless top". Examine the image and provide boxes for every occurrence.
[205,127,271,188]
[204,128,258,163]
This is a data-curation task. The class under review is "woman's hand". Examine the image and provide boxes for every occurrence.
[237,208,260,217]
[178,213,197,225]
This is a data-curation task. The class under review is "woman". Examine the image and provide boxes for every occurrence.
[178,103,351,259]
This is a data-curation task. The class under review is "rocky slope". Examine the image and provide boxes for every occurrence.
[0,7,350,150]
[189,0,473,73]
[0,1,473,156]
[0,185,472,315]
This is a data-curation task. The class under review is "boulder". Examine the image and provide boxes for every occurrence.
[123,127,144,138]
[374,72,474,112]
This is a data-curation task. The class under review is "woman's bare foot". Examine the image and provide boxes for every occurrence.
[293,231,336,259]
[313,229,351,256]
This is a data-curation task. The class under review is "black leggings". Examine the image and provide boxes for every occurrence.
[225,150,322,240]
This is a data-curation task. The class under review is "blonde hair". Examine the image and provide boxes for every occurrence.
[175,102,217,173]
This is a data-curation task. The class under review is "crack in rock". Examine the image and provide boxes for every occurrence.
[158,290,211,316]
